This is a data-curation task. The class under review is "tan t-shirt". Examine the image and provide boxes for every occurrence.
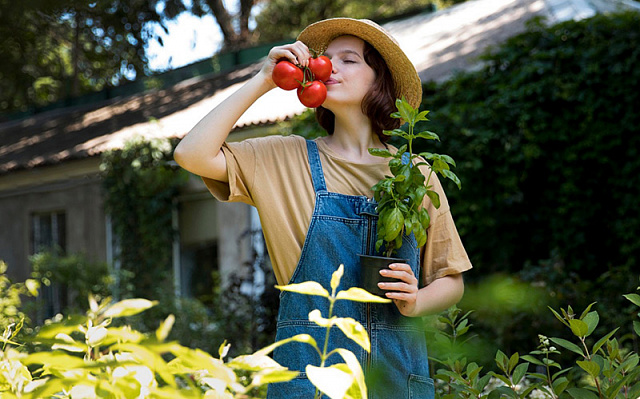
[203,134,472,286]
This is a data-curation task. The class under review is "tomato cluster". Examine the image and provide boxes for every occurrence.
[272,55,332,108]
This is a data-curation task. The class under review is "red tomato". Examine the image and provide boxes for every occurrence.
[297,80,327,108]
[308,55,332,82]
[272,61,303,90]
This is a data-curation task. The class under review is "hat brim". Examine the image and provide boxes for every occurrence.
[297,18,422,109]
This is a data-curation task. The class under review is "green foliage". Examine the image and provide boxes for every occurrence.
[255,1,437,44]
[0,0,186,114]
[0,261,39,336]
[421,11,640,278]
[431,280,640,398]
[29,251,113,315]
[370,98,460,257]
[0,263,390,398]
[101,137,188,301]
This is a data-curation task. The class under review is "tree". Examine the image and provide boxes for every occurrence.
[0,0,187,115]
[254,0,437,44]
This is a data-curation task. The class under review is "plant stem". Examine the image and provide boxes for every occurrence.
[314,297,336,399]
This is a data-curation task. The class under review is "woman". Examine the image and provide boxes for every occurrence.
[174,18,472,399]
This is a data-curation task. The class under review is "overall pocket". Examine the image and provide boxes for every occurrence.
[408,374,435,399]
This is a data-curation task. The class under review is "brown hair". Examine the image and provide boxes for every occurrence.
[316,40,400,142]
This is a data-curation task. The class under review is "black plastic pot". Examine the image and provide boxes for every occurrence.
[359,254,407,297]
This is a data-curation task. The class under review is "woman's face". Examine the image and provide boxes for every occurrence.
[322,35,376,110]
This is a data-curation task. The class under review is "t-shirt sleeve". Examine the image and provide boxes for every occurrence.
[201,140,257,206]
[419,173,473,285]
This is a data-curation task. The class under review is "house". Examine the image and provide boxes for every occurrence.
[0,0,630,314]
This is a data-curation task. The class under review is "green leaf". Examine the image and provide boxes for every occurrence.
[103,298,157,318]
[592,327,619,354]
[512,362,529,385]
[306,365,355,399]
[335,287,391,303]
[521,355,544,367]
[368,148,393,158]
[549,337,584,356]
[624,293,640,307]
[441,169,461,189]
[487,385,517,398]
[382,207,404,242]
[634,320,640,337]
[577,360,600,378]
[275,281,329,298]
[566,387,599,399]
[395,97,415,124]
[552,377,570,395]
[426,190,440,209]
[579,302,597,320]
[582,311,599,337]
[383,128,409,139]
[416,131,440,141]
[439,154,457,167]
[569,319,589,338]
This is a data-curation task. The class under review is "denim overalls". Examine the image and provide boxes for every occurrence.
[267,140,435,399]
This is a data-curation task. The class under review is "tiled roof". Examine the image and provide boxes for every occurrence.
[0,0,631,175]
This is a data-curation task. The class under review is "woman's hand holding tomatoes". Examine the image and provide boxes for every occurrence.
[268,44,332,108]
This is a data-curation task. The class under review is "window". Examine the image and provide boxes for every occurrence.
[30,211,66,255]
[30,211,66,320]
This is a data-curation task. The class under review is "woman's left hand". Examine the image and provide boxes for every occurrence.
[378,263,419,317]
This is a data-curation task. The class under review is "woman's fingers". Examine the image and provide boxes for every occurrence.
[379,263,418,287]
[268,41,310,67]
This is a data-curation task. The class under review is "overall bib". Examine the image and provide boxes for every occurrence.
[267,141,435,399]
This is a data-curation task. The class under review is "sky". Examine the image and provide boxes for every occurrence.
[145,12,224,72]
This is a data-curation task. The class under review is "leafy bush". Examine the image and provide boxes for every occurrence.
[0,264,389,399]
[30,251,113,315]
[419,10,640,364]
[101,137,188,300]
[428,278,640,398]
[421,11,640,278]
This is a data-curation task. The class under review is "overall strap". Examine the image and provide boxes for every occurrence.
[306,140,327,193]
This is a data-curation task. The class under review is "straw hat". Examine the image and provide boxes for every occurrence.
[297,18,422,109]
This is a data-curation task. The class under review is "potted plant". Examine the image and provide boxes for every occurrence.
[360,97,461,296]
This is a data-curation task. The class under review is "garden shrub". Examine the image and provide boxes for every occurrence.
[419,11,640,361]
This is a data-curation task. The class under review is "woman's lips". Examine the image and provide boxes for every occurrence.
[324,78,339,85]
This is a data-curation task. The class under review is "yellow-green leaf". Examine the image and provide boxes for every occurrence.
[336,287,392,303]
[309,309,333,328]
[251,369,299,386]
[275,282,329,298]
[23,351,86,369]
[569,319,589,338]
[334,318,370,353]
[254,334,319,357]
[335,348,367,399]
[229,354,284,372]
[156,314,175,342]
[331,264,344,293]
[25,279,40,296]
[577,360,600,378]
[103,299,157,318]
[306,365,355,399]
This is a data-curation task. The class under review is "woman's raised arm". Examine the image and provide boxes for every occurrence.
[173,41,311,182]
